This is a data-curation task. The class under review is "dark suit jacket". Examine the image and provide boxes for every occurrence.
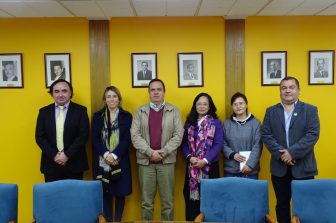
[270,70,281,79]
[92,108,132,196]
[52,72,66,81]
[314,70,328,78]
[261,101,320,178]
[3,74,18,81]
[137,70,152,80]
[35,101,89,174]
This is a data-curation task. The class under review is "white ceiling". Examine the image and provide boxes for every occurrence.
[0,0,336,19]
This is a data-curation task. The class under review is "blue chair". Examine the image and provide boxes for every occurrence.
[292,179,336,223]
[33,180,106,223]
[0,183,18,223]
[195,177,276,223]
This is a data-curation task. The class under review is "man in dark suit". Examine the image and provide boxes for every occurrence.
[314,58,328,78]
[35,79,89,182]
[269,60,281,79]
[2,61,18,81]
[137,61,152,80]
[261,76,320,223]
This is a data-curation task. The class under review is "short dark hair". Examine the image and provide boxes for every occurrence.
[141,61,148,66]
[48,79,73,98]
[102,86,123,108]
[280,76,300,89]
[3,61,14,67]
[51,60,63,68]
[231,92,248,105]
[187,64,193,69]
[148,78,166,92]
[186,92,218,125]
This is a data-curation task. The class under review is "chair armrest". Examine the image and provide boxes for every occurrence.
[194,212,205,222]
[291,216,300,223]
[98,214,107,223]
[265,214,277,223]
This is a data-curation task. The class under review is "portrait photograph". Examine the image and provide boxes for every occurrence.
[178,52,203,87]
[0,53,23,88]
[309,50,334,85]
[131,53,157,88]
[261,51,287,86]
[44,53,71,87]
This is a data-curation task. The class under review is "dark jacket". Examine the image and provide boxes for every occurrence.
[92,108,132,196]
[261,101,320,178]
[35,101,89,174]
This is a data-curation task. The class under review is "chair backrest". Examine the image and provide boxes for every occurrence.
[200,177,269,223]
[292,179,336,223]
[33,180,103,223]
[0,183,18,223]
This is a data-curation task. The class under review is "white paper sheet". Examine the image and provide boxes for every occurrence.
[239,151,251,171]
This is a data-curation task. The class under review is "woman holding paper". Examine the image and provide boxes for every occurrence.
[181,92,224,221]
[223,92,262,179]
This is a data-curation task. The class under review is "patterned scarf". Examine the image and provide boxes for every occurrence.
[187,115,216,200]
[98,108,119,172]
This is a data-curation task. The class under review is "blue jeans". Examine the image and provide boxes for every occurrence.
[224,172,258,179]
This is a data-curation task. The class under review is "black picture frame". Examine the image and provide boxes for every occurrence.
[309,50,334,85]
[0,53,23,88]
[178,52,204,87]
[261,51,287,86]
[131,53,157,88]
[44,53,71,88]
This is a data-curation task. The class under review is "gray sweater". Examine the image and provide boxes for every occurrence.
[223,114,262,175]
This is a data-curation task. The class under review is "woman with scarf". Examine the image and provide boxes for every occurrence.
[182,92,224,221]
[223,92,262,179]
[92,86,132,222]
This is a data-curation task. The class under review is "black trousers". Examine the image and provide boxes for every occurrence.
[183,161,219,221]
[271,167,314,223]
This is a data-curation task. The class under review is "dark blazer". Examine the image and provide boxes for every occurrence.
[261,101,320,178]
[137,70,152,80]
[92,108,132,196]
[314,70,328,78]
[3,74,18,81]
[35,101,89,174]
[270,70,281,79]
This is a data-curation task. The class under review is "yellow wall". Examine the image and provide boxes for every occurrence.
[246,16,336,217]
[1,15,334,222]
[109,17,225,220]
[0,18,91,222]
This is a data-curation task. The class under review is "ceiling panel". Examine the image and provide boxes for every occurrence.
[318,2,336,15]
[132,0,166,16]
[228,0,270,18]
[61,0,106,18]
[0,2,38,17]
[0,9,11,17]
[198,0,235,16]
[258,0,304,15]
[27,1,73,17]
[97,0,134,17]
[288,0,336,15]
[166,0,199,16]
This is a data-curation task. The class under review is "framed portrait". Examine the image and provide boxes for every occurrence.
[309,50,334,85]
[44,53,71,88]
[0,53,23,88]
[261,51,287,86]
[131,53,157,88]
[178,52,203,87]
